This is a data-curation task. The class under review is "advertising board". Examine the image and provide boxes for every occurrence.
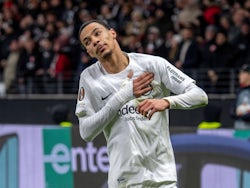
[1,125,250,188]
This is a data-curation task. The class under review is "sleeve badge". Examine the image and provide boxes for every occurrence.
[78,87,85,101]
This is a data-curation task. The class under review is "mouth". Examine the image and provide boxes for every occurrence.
[96,44,105,55]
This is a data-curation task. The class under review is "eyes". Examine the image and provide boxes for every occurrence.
[84,40,90,47]
[83,30,102,47]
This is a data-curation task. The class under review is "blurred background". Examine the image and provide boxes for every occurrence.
[1,0,249,126]
[0,0,250,188]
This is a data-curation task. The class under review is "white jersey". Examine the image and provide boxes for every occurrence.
[75,53,207,188]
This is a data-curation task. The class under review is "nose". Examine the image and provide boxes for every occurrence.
[92,36,100,47]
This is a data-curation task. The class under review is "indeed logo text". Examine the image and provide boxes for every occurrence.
[118,104,140,116]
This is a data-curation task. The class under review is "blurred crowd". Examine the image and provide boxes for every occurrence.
[0,0,250,95]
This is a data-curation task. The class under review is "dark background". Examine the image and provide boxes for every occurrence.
[0,97,235,128]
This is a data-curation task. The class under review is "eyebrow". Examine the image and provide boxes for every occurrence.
[81,27,100,45]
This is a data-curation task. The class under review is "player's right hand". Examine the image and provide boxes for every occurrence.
[133,72,154,98]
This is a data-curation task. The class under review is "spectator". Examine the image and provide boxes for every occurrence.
[217,14,234,42]
[2,38,20,94]
[113,2,132,36]
[16,36,42,94]
[0,20,18,73]
[230,8,249,43]
[61,0,76,26]
[200,25,217,64]
[33,13,47,40]
[208,29,237,93]
[199,25,217,93]
[176,0,203,30]
[125,9,147,42]
[19,14,35,34]
[97,4,117,29]
[231,64,250,129]
[142,26,163,55]
[155,30,181,63]
[201,0,221,25]
[48,31,74,93]
[49,0,64,20]
[174,26,201,76]
[244,0,250,10]
[73,51,96,93]
[73,9,93,39]
[231,18,250,67]
[40,0,50,13]
[148,2,173,36]
[38,37,55,94]
[120,33,143,53]
[24,0,40,19]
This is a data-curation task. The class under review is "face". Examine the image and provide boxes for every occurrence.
[239,71,250,87]
[205,29,216,41]
[79,22,117,60]
[181,28,193,40]
[216,33,226,45]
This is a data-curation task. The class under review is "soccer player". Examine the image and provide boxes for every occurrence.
[75,20,208,188]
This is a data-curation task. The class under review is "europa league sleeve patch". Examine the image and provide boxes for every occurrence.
[78,87,85,101]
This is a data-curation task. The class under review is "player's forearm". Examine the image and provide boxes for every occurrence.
[164,85,208,109]
[77,79,134,142]
[78,104,118,142]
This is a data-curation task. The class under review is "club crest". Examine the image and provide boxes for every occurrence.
[78,87,85,101]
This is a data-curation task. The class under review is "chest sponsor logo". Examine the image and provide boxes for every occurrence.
[118,104,147,121]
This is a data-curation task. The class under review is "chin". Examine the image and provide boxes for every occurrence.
[102,50,112,59]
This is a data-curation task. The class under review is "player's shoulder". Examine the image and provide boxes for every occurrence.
[79,63,102,89]
[80,62,101,79]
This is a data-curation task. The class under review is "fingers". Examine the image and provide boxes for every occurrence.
[135,84,152,97]
[137,99,169,120]
[136,72,154,86]
[137,100,155,120]
[147,108,156,120]
[133,72,154,97]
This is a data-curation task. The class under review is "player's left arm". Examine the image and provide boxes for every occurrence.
[159,56,208,110]
[137,84,208,119]
[137,57,208,119]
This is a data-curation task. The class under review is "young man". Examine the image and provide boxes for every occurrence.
[75,20,208,188]
[233,64,250,129]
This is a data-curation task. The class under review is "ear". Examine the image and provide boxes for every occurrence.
[110,28,117,39]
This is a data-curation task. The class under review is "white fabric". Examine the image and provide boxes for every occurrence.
[75,53,208,188]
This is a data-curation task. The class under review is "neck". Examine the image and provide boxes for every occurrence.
[101,51,129,74]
